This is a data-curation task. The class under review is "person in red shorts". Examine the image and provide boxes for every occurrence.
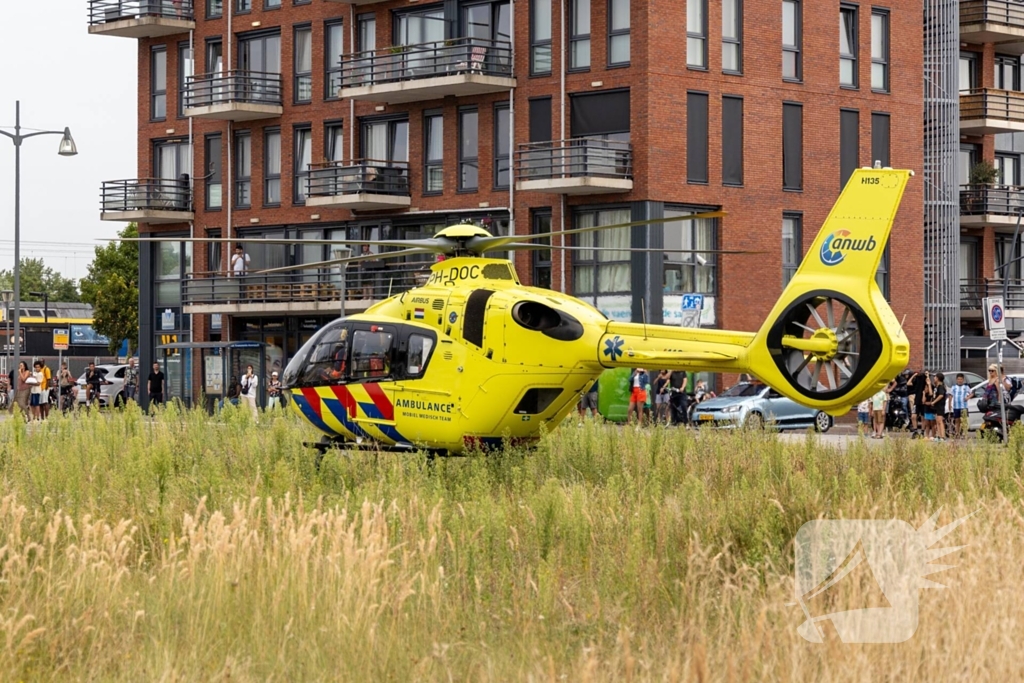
[628,367,650,425]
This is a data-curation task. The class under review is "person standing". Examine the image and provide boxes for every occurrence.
[124,358,139,403]
[14,362,30,419]
[29,361,45,421]
[668,371,689,425]
[653,370,671,424]
[870,387,887,438]
[628,367,649,426]
[857,398,871,432]
[907,369,926,434]
[267,371,282,410]
[241,364,259,422]
[929,373,948,442]
[57,362,75,412]
[231,245,250,276]
[578,378,599,419]
[948,373,971,438]
[147,362,165,406]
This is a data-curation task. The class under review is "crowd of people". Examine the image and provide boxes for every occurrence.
[578,368,716,425]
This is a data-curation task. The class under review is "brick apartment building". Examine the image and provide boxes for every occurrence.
[88,0,924,405]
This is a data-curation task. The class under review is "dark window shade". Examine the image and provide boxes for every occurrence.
[871,113,890,167]
[840,109,859,188]
[570,90,630,136]
[530,97,552,142]
[687,92,709,183]
[722,96,743,185]
[783,103,802,190]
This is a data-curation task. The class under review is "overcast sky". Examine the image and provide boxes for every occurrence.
[0,1,137,282]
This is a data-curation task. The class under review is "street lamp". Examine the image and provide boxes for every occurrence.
[0,101,77,384]
[0,290,12,377]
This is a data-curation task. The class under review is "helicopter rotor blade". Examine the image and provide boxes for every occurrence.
[103,235,450,250]
[250,247,435,275]
[491,243,764,255]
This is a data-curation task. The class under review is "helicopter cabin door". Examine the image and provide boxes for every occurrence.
[345,323,404,443]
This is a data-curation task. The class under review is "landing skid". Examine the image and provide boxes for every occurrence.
[304,437,442,468]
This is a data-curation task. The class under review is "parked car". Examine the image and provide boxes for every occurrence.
[690,382,833,432]
[966,375,1024,431]
[76,364,128,408]
[938,370,984,387]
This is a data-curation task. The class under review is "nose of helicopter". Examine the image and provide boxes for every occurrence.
[281,344,308,389]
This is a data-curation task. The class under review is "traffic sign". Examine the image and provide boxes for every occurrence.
[983,296,1008,339]
[52,328,69,351]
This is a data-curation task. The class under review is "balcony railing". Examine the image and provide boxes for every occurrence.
[960,278,1024,310]
[184,70,283,116]
[961,1,1024,51]
[101,178,192,213]
[308,160,410,198]
[960,184,1024,218]
[183,261,433,307]
[516,139,632,180]
[87,0,195,37]
[960,88,1024,133]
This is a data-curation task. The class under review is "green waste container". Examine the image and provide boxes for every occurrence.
[597,368,632,422]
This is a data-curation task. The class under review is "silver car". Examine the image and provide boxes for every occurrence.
[690,382,833,432]
[76,364,128,407]
[965,375,1024,431]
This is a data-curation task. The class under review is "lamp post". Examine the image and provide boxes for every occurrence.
[0,290,12,377]
[0,101,77,388]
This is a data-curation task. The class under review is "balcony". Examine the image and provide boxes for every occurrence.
[960,1,1024,53]
[960,184,1024,226]
[960,88,1024,134]
[182,262,431,315]
[306,161,411,210]
[183,71,283,121]
[335,37,515,104]
[960,279,1024,329]
[100,178,193,224]
[514,139,633,195]
[88,0,195,38]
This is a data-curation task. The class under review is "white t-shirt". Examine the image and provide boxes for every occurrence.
[241,374,258,397]
[231,252,250,275]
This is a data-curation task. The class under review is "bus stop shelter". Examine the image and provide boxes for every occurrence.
[155,340,268,412]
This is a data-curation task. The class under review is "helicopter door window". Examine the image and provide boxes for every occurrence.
[351,330,394,380]
[405,334,434,377]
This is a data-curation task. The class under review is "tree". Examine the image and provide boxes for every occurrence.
[0,258,80,303]
[80,224,139,355]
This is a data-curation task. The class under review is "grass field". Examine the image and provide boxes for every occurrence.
[0,405,1022,681]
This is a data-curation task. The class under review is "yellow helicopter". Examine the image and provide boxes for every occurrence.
[127,168,911,453]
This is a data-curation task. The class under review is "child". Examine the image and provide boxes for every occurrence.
[929,372,948,442]
[948,373,971,438]
[871,388,888,438]
[857,399,871,432]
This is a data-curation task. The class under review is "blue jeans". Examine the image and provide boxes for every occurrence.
[125,385,137,402]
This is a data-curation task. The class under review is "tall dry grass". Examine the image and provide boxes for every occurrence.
[1,404,1022,680]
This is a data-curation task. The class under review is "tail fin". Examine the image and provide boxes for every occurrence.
[747,167,911,413]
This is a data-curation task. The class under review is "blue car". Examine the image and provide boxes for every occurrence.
[690,382,833,432]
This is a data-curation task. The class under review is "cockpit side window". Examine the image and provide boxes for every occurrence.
[351,330,393,380]
[301,325,352,385]
[405,334,435,377]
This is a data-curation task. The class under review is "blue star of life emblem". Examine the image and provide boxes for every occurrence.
[603,336,624,361]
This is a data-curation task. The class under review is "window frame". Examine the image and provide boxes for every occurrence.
[871,111,890,168]
[995,53,1020,91]
[236,0,251,13]
[494,103,511,189]
[840,108,859,189]
[721,0,742,74]
[293,125,312,205]
[532,209,553,289]
[571,206,634,302]
[177,42,193,118]
[204,133,223,211]
[839,3,858,89]
[207,0,223,19]
[870,9,889,93]
[782,212,802,286]
[722,95,743,186]
[293,24,312,104]
[687,0,707,70]
[607,0,630,67]
[325,120,344,163]
[661,206,719,297]
[458,107,480,192]
[531,0,553,75]
[782,0,801,82]
[782,101,803,191]
[569,0,592,71]
[325,20,344,100]
[265,0,281,9]
[687,91,709,184]
[234,131,252,209]
[960,51,979,92]
[151,45,167,122]
[424,111,444,195]
[264,127,282,207]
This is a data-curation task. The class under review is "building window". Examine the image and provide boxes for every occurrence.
[294,26,312,103]
[151,46,167,120]
[532,210,553,289]
[154,139,191,186]
[237,0,251,12]
[996,153,1020,186]
[294,127,311,204]
[265,129,281,206]
[663,208,717,295]
[996,54,1020,91]
[960,51,979,92]
[783,0,800,81]
[207,230,222,276]
[235,132,251,208]
[570,0,591,70]
[240,32,281,78]
[840,109,859,188]
[177,43,192,118]
[871,10,889,92]
[687,0,706,68]
[871,112,890,168]
[424,113,443,194]
[722,0,741,73]
[325,122,344,163]
[266,0,281,8]
[608,0,630,66]
[722,95,743,186]
[208,0,222,18]
[783,102,802,190]
[325,21,344,99]
[840,4,857,88]
[531,0,552,74]
[459,108,479,191]
[494,104,511,189]
[573,208,632,299]
[782,213,801,286]
[687,92,708,184]
[361,118,409,164]
[205,134,222,210]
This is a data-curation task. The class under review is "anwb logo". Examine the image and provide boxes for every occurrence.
[819,230,878,266]
[792,511,973,643]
